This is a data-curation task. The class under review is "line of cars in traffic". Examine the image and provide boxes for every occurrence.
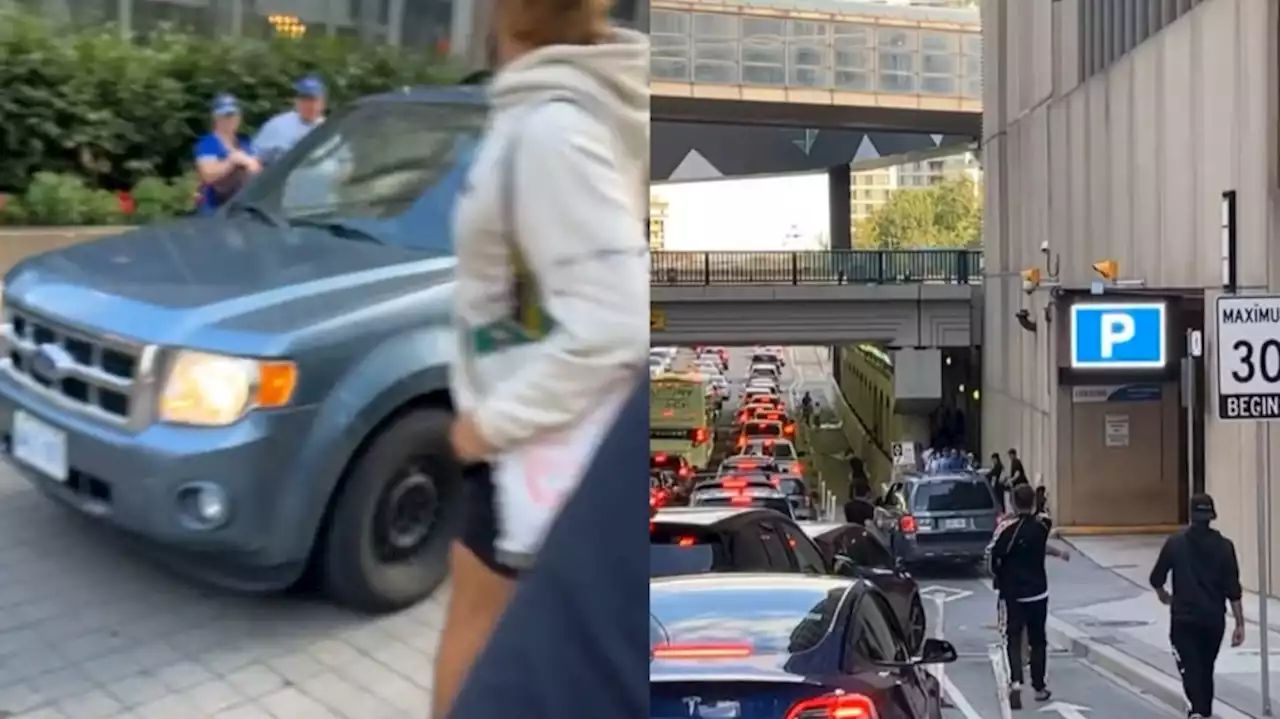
[649,346,957,718]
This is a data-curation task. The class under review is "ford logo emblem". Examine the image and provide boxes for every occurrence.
[31,344,71,382]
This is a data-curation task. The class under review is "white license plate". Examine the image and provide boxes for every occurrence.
[944,518,969,529]
[11,411,68,482]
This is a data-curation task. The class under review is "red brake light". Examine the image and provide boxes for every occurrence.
[770,477,780,487]
[692,427,709,445]
[653,642,752,660]
[900,515,918,534]
[729,496,753,505]
[662,409,674,417]
[785,693,879,719]
[654,452,668,463]
[722,479,748,489]
[676,536,696,547]
[785,423,796,436]
[794,462,804,473]
[678,466,692,478]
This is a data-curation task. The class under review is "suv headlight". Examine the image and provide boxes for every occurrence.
[158,350,298,427]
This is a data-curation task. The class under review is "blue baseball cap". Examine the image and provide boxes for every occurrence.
[294,76,325,97]
[211,93,240,116]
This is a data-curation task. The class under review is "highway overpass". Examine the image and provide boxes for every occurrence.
[650,0,981,179]
[649,250,981,346]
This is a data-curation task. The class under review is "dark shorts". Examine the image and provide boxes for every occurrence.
[459,463,521,579]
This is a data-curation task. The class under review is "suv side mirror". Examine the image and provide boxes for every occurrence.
[915,638,958,665]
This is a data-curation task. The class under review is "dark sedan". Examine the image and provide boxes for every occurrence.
[799,522,926,651]
[649,507,830,577]
[650,574,956,719]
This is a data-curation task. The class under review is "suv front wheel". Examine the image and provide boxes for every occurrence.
[318,407,463,613]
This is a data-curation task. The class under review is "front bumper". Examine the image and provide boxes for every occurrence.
[0,374,319,590]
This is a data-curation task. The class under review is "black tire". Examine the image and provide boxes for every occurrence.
[318,407,463,613]
[907,595,927,653]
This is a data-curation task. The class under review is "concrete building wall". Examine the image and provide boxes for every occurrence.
[982,0,1280,590]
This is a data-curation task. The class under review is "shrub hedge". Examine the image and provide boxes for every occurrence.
[0,7,460,197]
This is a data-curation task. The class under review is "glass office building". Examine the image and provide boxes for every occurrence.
[18,0,453,49]
[19,0,643,54]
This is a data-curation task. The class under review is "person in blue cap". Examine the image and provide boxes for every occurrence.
[254,75,327,164]
[193,94,259,215]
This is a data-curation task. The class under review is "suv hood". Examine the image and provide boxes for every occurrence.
[3,218,455,348]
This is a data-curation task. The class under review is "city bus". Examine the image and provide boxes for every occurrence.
[650,372,713,470]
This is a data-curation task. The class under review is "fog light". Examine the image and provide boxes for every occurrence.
[177,482,230,529]
[196,486,228,523]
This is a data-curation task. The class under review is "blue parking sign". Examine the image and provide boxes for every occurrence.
[1070,302,1167,369]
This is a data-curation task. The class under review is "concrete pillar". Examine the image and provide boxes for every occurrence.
[828,165,852,250]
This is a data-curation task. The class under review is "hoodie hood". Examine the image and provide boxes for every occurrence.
[487,28,650,182]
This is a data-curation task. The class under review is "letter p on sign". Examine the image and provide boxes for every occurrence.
[1100,313,1136,358]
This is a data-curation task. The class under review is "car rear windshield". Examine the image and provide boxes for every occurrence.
[650,526,723,577]
[912,479,995,511]
[650,583,844,654]
[763,443,796,459]
[693,495,792,516]
[778,478,805,495]
[744,423,782,437]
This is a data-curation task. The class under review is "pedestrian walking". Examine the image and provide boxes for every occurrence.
[448,379,649,719]
[987,483,1071,709]
[432,0,649,714]
[988,452,1007,512]
[1149,493,1245,719]
[253,75,327,164]
[1007,448,1028,487]
[800,391,814,425]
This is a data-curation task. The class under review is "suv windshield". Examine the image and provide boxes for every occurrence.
[236,98,487,252]
[912,478,995,512]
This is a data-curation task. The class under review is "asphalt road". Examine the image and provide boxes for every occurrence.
[924,566,1180,719]
[702,344,1183,719]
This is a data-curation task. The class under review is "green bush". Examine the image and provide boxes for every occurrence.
[7,172,122,226]
[130,173,198,223]
[0,7,460,195]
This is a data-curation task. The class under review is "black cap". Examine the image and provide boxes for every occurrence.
[1190,493,1217,522]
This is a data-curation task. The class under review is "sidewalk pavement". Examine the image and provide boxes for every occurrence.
[1047,534,1280,719]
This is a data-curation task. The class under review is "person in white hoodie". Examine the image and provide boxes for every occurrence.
[431,0,649,712]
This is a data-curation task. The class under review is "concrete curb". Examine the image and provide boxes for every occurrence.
[1046,616,1255,719]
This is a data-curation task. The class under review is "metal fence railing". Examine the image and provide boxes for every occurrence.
[650,249,983,286]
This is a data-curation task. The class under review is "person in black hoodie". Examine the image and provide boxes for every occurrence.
[1149,493,1245,719]
[988,452,1007,511]
[987,483,1071,709]
[1007,448,1028,487]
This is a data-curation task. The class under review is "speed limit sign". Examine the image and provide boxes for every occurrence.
[1216,295,1280,420]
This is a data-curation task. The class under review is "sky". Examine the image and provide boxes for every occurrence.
[652,174,831,251]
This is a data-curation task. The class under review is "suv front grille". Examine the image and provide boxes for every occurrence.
[1,308,149,425]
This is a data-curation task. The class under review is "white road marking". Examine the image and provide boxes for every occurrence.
[932,595,985,719]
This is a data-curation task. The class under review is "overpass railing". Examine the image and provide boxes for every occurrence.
[650,250,983,286]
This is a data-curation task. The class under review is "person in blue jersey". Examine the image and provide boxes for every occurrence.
[254,76,327,165]
[447,378,649,719]
[193,94,260,215]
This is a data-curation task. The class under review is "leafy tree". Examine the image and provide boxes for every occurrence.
[853,176,982,249]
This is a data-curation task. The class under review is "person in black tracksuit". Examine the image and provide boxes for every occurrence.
[1149,493,1246,719]
[987,484,1071,709]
